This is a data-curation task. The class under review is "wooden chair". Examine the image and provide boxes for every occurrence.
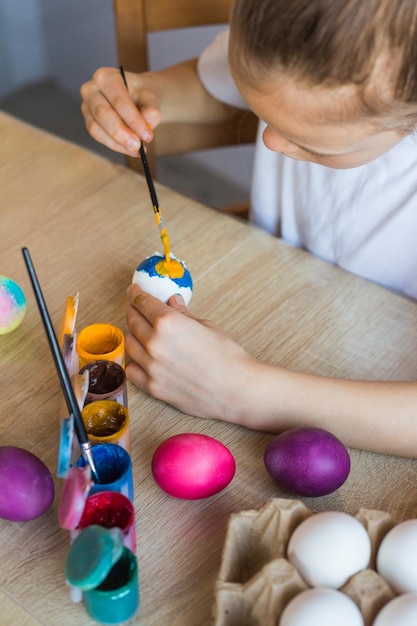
[113,0,258,215]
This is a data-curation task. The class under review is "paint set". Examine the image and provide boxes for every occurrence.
[55,295,139,624]
[22,248,139,625]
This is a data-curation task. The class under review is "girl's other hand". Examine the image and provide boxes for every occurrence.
[125,284,254,423]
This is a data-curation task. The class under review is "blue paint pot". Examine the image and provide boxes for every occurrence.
[77,443,133,502]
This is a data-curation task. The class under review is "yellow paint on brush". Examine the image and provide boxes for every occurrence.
[160,226,171,260]
[154,206,185,278]
[154,209,171,260]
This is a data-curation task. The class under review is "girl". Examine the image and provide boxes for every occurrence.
[81,0,417,457]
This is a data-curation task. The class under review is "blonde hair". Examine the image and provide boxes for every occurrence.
[230,0,417,129]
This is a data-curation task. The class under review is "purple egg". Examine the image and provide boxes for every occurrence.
[264,427,350,497]
[0,446,55,521]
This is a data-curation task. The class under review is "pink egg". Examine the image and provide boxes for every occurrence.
[151,433,236,499]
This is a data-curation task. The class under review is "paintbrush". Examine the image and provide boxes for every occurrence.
[119,65,171,262]
[21,247,100,483]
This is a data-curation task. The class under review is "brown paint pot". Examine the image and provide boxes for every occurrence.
[79,360,127,407]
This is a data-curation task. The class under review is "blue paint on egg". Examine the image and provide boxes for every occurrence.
[135,254,193,289]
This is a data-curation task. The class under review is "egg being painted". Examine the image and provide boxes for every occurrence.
[0,275,26,335]
[132,252,193,305]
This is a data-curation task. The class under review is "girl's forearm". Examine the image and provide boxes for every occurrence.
[240,362,417,458]
[151,58,241,124]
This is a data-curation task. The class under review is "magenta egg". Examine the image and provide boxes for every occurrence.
[151,433,236,499]
[264,427,350,497]
[0,446,55,521]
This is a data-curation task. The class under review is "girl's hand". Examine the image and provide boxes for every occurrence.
[125,284,255,423]
[80,66,162,156]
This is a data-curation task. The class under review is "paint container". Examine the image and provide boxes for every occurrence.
[78,491,136,553]
[66,525,139,624]
[76,323,125,369]
[59,467,136,553]
[79,360,127,407]
[77,443,134,502]
[81,400,130,452]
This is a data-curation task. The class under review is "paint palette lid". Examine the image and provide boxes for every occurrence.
[58,465,93,530]
[58,292,79,347]
[56,413,74,480]
[65,525,124,590]
[56,292,80,480]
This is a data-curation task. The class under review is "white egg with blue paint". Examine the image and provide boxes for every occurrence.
[132,252,193,305]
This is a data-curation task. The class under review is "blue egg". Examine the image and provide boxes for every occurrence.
[0,276,26,335]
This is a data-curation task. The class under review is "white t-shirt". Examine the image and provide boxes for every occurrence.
[198,30,417,300]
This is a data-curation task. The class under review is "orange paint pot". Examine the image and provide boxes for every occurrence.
[76,323,125,369]
[82,400,130,453]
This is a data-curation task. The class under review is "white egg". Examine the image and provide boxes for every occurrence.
[287,511,371,588]
[132,252,193,305]
[279,588,364,626]
[376,519,417,593]
[373,593,417,626]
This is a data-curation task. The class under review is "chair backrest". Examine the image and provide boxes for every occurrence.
[113,0,258,177]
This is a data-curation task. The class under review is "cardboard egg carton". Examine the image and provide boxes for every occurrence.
[213,498,396,626]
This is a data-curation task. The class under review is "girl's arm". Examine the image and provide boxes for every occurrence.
[125,284,417,459]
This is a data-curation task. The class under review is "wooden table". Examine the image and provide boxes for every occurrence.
[1,111,417,625]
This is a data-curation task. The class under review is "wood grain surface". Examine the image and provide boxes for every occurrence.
[1,112,417,625]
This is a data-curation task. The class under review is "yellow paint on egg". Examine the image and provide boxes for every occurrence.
[155,258,185,278]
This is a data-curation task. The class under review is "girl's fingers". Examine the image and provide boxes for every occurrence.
[126,300,154,344]
[127,284,176,326]
[93,68,160,141]
[82,110,140,156]
[81,68,161,152]
[81,89,141,153]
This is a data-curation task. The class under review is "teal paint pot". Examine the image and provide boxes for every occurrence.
[66,525,139,624]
